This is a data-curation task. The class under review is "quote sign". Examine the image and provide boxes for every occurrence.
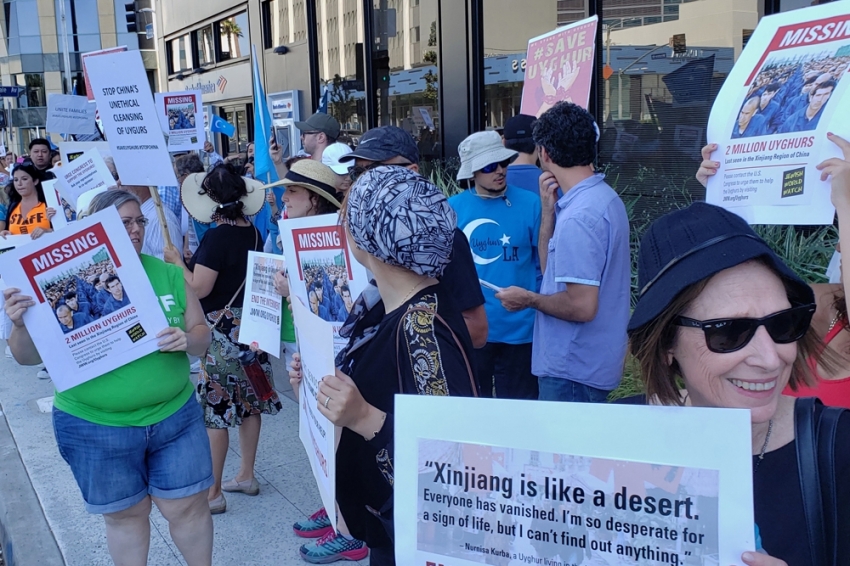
[395,397,755,565]
[85,50,178,187]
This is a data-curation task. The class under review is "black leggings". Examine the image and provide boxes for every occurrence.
[369,545,396,566]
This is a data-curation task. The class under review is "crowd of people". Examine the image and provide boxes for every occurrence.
[168,107,198,131]
[0,89,847,566]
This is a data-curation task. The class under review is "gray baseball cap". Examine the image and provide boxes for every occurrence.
[295,113,341,139]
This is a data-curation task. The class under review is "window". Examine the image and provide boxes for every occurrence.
[219,12,249,62]
[261,0,274,49]
[167,34,193,74]
[4,0,41,55]
[55,0,103,53]
[15,73,45,108]
[196,25,215,66]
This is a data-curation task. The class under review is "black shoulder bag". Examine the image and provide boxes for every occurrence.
[794,397,844,566]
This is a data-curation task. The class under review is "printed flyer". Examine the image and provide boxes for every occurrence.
[42,180,73,230]
[395,397,755,566]
[520,16,598,116]
[46,94,97,135]
[53,148,113,210]
[0,207,169,392]
[155,90,204,151]
[706,3,850,225]
[279,214,369,353]
[238,251,286,356]
[291,296,339,529]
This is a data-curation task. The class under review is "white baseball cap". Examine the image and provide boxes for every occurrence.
[321,142,354,175]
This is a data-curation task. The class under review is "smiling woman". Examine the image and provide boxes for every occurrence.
[627,202,849,566]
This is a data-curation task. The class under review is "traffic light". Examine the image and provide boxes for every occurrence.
[374,50,390,87]
[125,2,137,33]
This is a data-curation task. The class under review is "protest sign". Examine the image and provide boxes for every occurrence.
[85,50,178,187]
[706,3,850,225]
[238,251,286,356]
[279,213,370,353]
[59,141,111,167]
[42,180,74,230]
[396,396,755,566]
[290,296,338,529]
[155,90,204,151]
[46,94,97,135]
[520,15,598,117]
[0,235,34,253]
[54,148,113,210]
[0,207,169,392]
[81,46,127,101]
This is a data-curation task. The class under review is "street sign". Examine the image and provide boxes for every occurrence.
[0,86,23,97]
[145,23,154,40]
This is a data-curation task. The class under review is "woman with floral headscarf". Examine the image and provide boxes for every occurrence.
[290,166,479,564]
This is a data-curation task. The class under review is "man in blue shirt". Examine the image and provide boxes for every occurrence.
[100,275,131,315]
[56,304,92,334]
[756,83,782,134]
[504,114,543,196]
[450,130,541,399]
[778,78,835,134]
[731,96,767,139]
[496,102,630,403]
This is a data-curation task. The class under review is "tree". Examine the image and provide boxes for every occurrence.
[326,74,356,127]
[220,19,243,59]
[423,21,437,64]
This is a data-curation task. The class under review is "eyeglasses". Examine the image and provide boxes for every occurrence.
[122,217,149,229]
[349,160,414,182]
[479,159,512,174]
[674,304,815,354]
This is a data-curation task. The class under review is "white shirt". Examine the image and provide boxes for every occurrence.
[140,199,183,261]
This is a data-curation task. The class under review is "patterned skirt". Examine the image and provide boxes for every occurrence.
[198,307,282,429]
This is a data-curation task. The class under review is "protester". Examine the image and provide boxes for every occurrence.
[697,134,850,408]
[1,161,55,240]
[4,189,214,566]
[28,138,56,180]
[290,166,478,565]
[503,114,543,195]
[321,142,354,193]
[165,162,281,515]
[627,201,849,566]
[174,153,207,260]
[450,130,541,399]
[339,125,488,348]
[120,185,182,261]
[241,142,256,178]
[496,102,630,402]
[295,113,341,162]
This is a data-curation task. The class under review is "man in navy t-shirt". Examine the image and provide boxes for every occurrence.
[450,130,541,399]
[504,114,543,196]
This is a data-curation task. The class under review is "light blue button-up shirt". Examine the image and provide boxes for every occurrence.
[531,173,630,390]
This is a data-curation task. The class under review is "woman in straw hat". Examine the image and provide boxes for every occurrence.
[165,162,282,515]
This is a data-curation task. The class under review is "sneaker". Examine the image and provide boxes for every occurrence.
[299,530,368,563]
[36,365,50,380]
[221,476,260,495]
[293,507,334,538]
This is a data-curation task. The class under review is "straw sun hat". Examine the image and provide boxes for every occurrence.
[181,170,266,224]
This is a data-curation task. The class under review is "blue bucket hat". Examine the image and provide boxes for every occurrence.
[628,202,814,332]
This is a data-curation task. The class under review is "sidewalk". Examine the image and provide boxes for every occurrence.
[0,351,367,566]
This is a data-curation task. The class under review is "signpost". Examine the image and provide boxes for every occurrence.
[0,86,23,98]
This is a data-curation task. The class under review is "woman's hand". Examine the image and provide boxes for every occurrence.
[317,369,374,430]
[30,227,51,240]
[820,133,850,211]
[46,207,57,220]
[738,551,787,566]
[0,230,10,238]
[156,327,188,352]
[289,352,302,401]
[696,143,720,188]
[274,270,290,297]
[164,245,185,267]
[4,288,33,328]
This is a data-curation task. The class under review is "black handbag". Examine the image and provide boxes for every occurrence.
[794,397,844,566]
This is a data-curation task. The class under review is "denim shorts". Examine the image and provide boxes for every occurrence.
[53,396,214,515]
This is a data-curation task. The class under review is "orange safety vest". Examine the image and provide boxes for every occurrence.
[7,201,51,235]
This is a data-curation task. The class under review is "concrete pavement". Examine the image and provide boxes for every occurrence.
[0,349,368,566]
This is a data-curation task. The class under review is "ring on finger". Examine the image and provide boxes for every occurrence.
[324,394,331,408]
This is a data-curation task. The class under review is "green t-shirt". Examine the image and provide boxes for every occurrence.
[280,297,296,343]
[53,255,194,427]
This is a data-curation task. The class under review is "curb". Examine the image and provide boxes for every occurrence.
[0,409,64,566]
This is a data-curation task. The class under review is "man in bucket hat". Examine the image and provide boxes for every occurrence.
[496,102,630,403]
[450,130,541,399]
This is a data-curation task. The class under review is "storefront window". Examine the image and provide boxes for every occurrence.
[223,106,252,154]
[219,12,250,61]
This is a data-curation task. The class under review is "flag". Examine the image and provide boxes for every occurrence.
[251,44,279,183]
[662,55,715,105]
[317,85,329,114]
[210,115,236,138]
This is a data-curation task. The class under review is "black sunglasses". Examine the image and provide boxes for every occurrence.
[349,160,413,182]
[479,158,512,174]
[674,304,815,354]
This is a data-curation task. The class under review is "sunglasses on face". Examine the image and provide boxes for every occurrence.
[348,160,413,182]
[479,159,512,174]
[674,304,816,354]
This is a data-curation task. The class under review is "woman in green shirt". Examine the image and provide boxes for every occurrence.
[4,190,214,566]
